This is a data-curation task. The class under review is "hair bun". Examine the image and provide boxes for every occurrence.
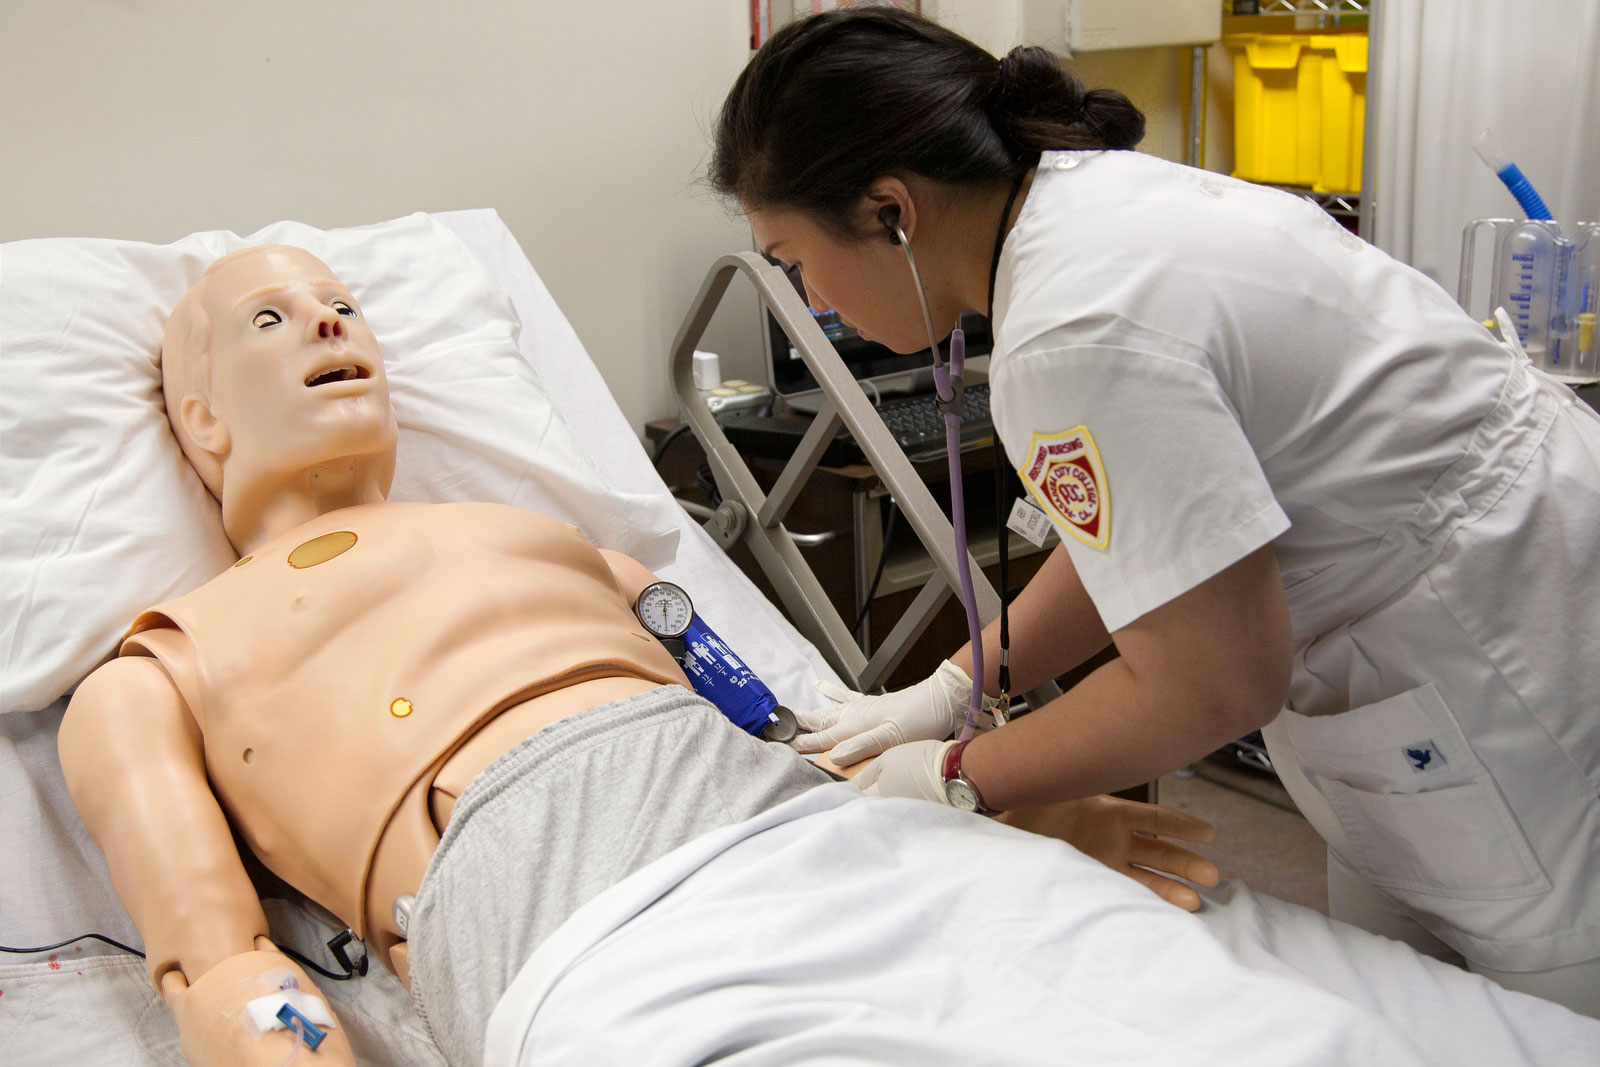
[988,44,1145,156]
[991,45,1085,121]
[1079,87,1146,150]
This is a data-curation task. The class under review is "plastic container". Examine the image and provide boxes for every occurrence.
[1465,219,1600,382]
[1313,34,1367,193]
[1225,32,1368,193]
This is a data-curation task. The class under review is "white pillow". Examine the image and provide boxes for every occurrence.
[0,212,679,714]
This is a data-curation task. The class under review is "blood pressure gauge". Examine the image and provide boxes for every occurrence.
[635,581,694,657]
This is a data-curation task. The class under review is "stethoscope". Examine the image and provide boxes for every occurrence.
[876,171,1026,740]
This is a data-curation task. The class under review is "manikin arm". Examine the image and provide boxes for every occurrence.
[59,656,352,1064]
[828,750,1219,910]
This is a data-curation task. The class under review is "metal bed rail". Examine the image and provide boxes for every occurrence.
[669,251,1061,712]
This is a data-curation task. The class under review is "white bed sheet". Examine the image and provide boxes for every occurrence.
[485,786,1599,1066]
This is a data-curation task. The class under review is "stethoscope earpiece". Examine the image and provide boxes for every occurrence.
[878,205,904,245]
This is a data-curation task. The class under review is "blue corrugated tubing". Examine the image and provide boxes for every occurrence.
[1497,164,1554,220]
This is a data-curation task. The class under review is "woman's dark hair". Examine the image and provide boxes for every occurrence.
[710,6,1144,235]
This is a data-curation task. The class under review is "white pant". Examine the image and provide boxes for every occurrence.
[1324,849,1600,1017]
[1264,378,1600,1002]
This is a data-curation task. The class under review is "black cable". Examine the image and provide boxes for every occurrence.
[995,451,1012,699]
[694,460,723,508]
[1,931,365,981]
[650,422,693,467]
[0,932,143,957]
[283,944,363,982]
[984,170,1027,704]
[851,499,901,637]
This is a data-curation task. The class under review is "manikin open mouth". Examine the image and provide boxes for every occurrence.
[304,365,371,388]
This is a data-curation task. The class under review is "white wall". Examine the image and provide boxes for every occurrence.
[1,2,1216,438]
[0,0,763,437]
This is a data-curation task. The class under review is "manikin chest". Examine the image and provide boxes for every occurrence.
[181,501,615,705]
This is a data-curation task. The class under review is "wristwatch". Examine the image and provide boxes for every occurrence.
[942,739,999,815]
[634,581,693,659]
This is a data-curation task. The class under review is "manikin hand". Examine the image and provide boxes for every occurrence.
[1000,795,1221,912]
[793,660,999,766]
[161,939,354,1066]
[856,740,1222,912]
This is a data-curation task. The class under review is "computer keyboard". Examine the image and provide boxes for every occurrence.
[872,382,994,458]
[718,383,995,466]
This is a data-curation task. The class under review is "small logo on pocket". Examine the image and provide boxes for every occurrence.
[1403,740,1447,773]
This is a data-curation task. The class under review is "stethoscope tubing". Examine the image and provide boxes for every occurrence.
[888,220,986,741]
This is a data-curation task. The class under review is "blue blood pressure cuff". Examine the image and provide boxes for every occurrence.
[673,615,793,740]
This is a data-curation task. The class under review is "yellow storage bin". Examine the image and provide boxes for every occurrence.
[1225,32,1367,194]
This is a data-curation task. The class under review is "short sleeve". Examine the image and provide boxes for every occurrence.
[992,344,1289,632]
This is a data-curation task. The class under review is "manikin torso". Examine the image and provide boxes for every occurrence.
[122,499,684,972]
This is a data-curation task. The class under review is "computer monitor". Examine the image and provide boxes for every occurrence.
[762,258,991,404]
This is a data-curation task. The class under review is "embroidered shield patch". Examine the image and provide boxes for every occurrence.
[1018,426,1110,550]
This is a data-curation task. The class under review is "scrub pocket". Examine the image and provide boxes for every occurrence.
[1283,684,1550,901]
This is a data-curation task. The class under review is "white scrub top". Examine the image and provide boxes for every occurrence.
[991,149,1510,639]
[989,150,1600,976]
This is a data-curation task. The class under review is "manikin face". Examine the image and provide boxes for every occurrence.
[196,246,398,486]
[747,205,936,356]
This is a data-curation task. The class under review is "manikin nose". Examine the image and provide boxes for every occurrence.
[317,318,344,340]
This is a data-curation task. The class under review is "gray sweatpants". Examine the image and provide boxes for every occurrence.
[406,685,831,1065]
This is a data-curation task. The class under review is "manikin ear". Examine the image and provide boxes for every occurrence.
[177,393,231,463]
[859,176,917,245]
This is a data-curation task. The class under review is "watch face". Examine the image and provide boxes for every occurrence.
[636,581,693,639]
[945,779,980,813]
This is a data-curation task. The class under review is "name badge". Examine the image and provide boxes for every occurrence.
[1006,497,1053,548]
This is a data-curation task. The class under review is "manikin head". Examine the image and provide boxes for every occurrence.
[160,246,399,543]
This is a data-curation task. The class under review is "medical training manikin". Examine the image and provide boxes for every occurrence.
[57,246,1216,1065]
[55,244,704,1062]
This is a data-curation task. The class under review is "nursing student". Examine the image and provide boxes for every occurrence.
[711,7,1600,1015]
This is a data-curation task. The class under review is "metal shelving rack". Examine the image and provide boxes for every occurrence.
[1194,0,1379,239]
[1255,0,1367,12]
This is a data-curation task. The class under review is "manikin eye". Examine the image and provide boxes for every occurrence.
[332,301,357,317]
[252,309,282,329]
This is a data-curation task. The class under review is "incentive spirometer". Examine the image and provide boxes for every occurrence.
[1459,129,1599,382]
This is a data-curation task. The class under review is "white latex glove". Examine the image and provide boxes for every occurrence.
[854,739,954,804]
[793,660,997,767]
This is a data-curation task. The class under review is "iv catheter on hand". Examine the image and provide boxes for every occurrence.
[881,208,988,744]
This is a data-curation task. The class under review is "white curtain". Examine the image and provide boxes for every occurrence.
[1372,0,1600,306]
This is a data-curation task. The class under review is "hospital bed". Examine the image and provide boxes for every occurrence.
[1,212,1595,1064]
